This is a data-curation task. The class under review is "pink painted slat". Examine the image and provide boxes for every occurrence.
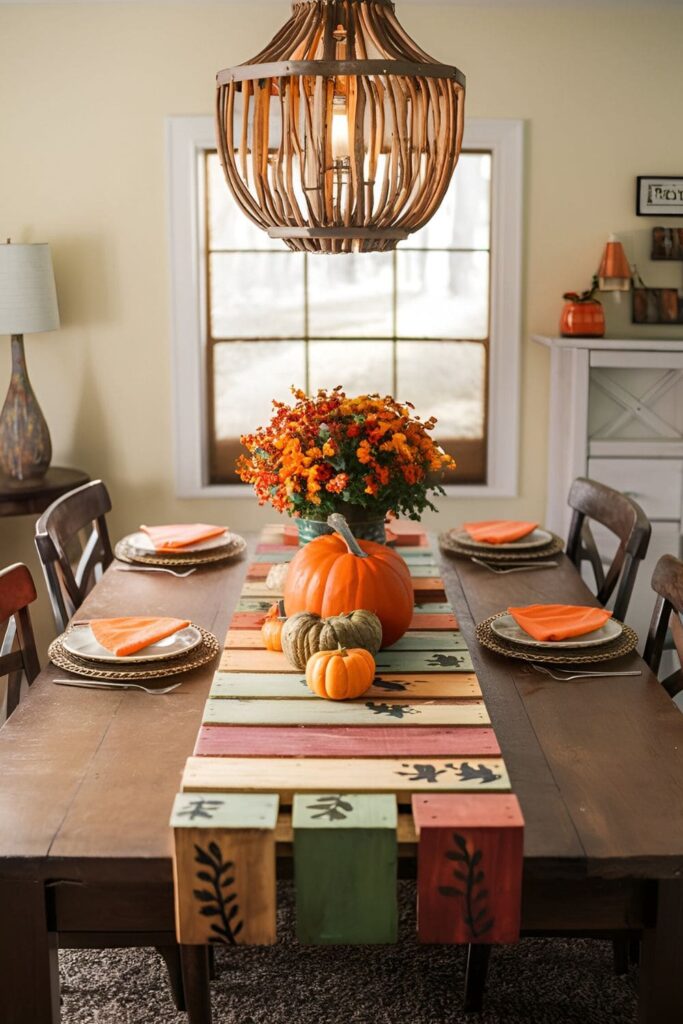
[194,725,502,758]
[231,612,268,629]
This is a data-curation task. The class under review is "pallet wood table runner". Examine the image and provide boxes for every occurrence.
[172,523,524,949]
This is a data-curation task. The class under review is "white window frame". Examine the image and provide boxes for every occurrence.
[166,115,523,499]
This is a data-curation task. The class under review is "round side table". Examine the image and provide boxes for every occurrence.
[0,467,90,518]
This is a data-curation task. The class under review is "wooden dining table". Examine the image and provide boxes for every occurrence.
[1,535,683,1024]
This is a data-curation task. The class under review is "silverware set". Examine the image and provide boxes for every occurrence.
[470,556,559,575]
[53,677,182,695]
[114,564,197,578]
[530,664,642,682]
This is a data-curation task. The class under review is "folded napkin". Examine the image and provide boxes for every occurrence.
[140,523,227,552]
[89,617,191,657]
[507,604,612,643]
[463,520,538,545]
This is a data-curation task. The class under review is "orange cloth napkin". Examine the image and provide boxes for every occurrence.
[140,524,227,552]
[89,617,190,657]
[507,604,612,643]
[463,520,538,545]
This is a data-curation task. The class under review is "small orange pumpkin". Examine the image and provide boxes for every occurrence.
[261,601,286,652]
[305,646,375,701]
[284,513,413,648]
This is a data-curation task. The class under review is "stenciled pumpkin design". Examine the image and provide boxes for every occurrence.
[305,647,376,701]
[281,609,382,671]
[261,601,286,652]
[284,513,413,648]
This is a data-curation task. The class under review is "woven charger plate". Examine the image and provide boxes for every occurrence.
[49,624,221,681]
[114,533,247,568]
[439,531,565,563]
[475,613,638,665]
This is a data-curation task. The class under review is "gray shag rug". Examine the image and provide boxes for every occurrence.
[59,883,637,1024]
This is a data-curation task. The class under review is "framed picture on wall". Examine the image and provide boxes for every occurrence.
[636,176,683,217]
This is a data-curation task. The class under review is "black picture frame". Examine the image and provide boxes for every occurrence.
[636,176,683,217]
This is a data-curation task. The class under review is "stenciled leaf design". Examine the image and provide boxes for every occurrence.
[193,842,244,944]
[439,832,496,940]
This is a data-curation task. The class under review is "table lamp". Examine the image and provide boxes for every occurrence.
[0,241,60,481]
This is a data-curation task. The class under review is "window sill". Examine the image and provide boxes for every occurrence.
[176,482,518,500]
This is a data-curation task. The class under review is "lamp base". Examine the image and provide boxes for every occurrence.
[0,334,52,481]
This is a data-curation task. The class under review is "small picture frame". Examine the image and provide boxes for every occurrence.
[636,176,683,217]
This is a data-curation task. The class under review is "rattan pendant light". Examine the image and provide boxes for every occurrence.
[216,0,466,254]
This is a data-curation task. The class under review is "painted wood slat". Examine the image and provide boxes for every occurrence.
[171,791,279,946]
[224,630,468,652]
[194,725,503,759]
[412,794,524,945]
[230,610,459,631]
[203,699,490,728]
[411,614,458,631]
[293,794,398,944]
[239,579,446,599]
[249,560,439,579]
[219,649,473,674]
[182,757,511,798]
[254,545,436,562]
[210,672,481,701]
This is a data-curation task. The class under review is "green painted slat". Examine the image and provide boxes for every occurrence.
[373,650,473,673]
[203,698,489,727]
[171,792,279,829]
[237,598,277,612]
[293,793,398,944]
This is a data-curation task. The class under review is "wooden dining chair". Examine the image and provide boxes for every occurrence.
[0,563,40,719]
[643,553,683,702]
[565,477,651,622]
[34,479,114,632]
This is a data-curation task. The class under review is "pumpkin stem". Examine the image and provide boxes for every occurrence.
[327,513,369,559]
[277,599,286,618]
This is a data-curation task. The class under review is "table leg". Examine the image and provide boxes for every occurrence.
[464,944,491,1014]
[639,880,683,1024]
[180,945,212,1024]
[0,878,60,1024]
[156,945,186,1011]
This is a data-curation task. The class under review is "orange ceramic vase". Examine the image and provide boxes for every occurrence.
[560,300,605,338]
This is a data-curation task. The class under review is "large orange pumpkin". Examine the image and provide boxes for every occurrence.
[284,513,413,647]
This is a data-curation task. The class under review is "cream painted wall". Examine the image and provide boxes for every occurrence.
[1,2,683,654]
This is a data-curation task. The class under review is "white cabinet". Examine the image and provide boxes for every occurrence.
[533,336,683,645]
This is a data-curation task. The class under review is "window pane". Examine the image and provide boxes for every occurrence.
[213,341,306,439]
[410,152,491,250]
[307,254,394,338]
[206,152,282,251]
[396,251,489,339]
[397,341,486,439]
[308,341,393,395]
[210,253,305,338]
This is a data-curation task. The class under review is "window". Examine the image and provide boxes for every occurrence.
[167,117,522,498]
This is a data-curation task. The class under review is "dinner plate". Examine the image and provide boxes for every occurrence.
[125,529,233,556]
[62,623,203,664]
[452,527,553,552]
[490,613,623,650]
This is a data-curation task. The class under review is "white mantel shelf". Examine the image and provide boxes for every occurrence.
[533,334,683,352]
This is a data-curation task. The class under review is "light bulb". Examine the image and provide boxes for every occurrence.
[331,96,349,163]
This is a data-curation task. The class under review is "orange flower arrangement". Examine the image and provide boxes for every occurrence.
[237,387,455,520]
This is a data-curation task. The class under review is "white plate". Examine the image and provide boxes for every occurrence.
[125,529,232,556]
[62,623,203,664]
[490,613,623,650]
[453,527,553,552]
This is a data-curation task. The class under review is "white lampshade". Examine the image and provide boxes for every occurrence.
[0,242,60,335]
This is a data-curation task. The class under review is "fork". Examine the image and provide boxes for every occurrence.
[471,556,559,574]
[114,565,197,578]
[53,677,182,695]
[530,664,642,682]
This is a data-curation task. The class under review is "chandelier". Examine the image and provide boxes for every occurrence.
[216,0,466,254]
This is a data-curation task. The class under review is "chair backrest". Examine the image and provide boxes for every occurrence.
[643,555,683,694]
[565,477,651,622]
[0,563,40,718]
[35,479,113,632]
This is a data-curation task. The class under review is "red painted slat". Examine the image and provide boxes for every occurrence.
[410,613,458,630]
[413,794,524,945]
[194,725,501,758]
